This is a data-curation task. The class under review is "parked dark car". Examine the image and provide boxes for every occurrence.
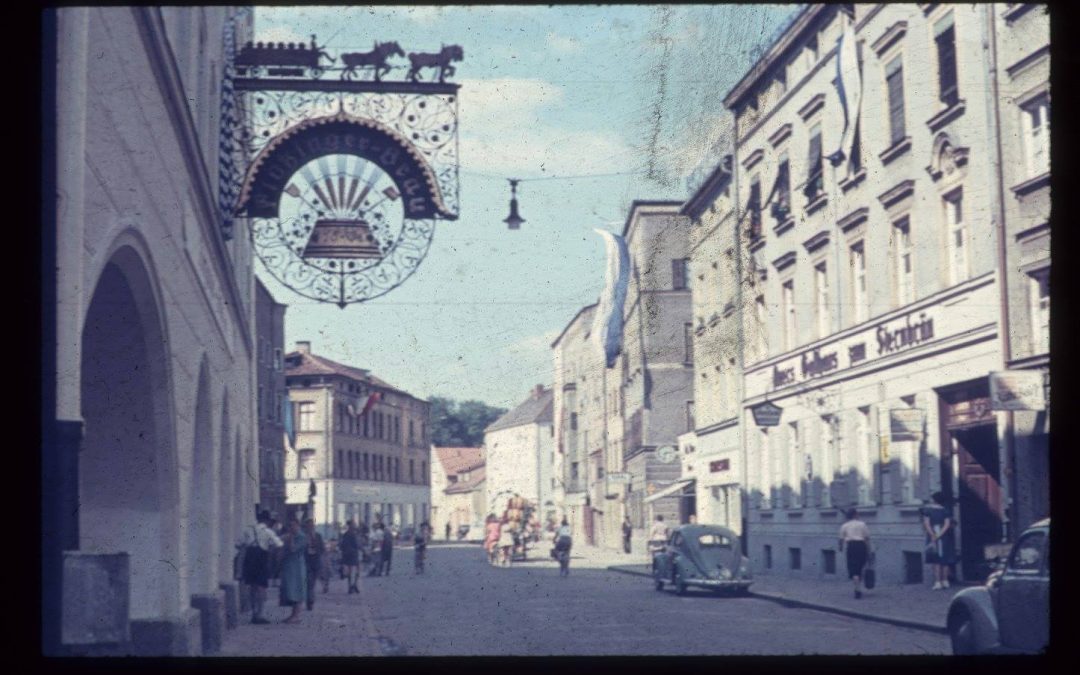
[652,524,752,596]
[946,518,1049,654]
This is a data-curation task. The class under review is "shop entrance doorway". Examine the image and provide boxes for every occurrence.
[952,425,1003,581]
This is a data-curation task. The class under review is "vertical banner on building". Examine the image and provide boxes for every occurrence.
[592,229,630,368]
[283,396,296,450]
[827,13,862,167]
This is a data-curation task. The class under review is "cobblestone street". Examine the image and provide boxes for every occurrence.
[221,543,948,656]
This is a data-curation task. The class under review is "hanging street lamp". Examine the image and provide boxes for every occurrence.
[503,178,525,230]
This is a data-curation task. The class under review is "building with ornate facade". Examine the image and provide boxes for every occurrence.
[284,342,431,538]
[720,2,1047,586]
[255,278,287,520]
[44,7,257,655]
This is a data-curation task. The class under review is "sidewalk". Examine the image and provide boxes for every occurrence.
[587,542,953,634]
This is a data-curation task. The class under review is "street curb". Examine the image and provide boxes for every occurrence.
[606,565,947,635]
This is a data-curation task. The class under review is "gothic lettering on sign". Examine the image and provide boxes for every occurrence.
[876,312,935,356]
[773,364,796,388]
[244,120,444,220]
[800,348,839,379]
[849,343,866,364]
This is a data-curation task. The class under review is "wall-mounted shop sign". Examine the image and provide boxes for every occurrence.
[889,409,925,442]
[744,276,997,401]
[606,472,632,484]
[989,370,1046,411]
[709,459,730,473]
[942,396,995,430]
[751,401,783,427]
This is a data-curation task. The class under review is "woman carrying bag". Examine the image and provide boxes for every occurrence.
[838,508,871,599]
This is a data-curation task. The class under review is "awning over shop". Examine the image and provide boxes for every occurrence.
[644,479,695,504]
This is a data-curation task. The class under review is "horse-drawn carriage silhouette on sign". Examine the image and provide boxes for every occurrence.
[235,34,464,84]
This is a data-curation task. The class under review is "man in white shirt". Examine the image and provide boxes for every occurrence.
[240,510,284,624]
[648,515,670,555]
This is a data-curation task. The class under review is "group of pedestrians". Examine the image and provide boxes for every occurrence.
[838,491,957,599]
[237,510,433,624]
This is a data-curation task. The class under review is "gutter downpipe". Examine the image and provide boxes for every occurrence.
[983,4,1015,543]
[731,115,748,554]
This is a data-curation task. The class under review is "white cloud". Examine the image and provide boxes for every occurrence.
[545,32,584,54]
[456,77,635,176]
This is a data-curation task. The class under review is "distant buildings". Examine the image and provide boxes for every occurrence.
[484,385,556,525]
[255,278,287,521]
[430,446,486,539]
[284,342,431,538]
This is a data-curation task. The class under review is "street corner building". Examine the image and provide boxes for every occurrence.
[484,385,556,526]
[430,446,486,539]
[43,7,261,656]
[283,342,432,538]
[709,3,1049,587]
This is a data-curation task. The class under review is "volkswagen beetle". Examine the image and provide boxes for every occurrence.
[652,524,752,596]
[946,518,1049,654]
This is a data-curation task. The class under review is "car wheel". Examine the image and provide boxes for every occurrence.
[673,570,687,596]
[949,609,978,655]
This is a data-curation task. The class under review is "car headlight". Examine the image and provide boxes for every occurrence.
[719,567,732,580]
[738,556,751,578]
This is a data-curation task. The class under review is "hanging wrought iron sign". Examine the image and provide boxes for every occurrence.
[228,35,462,307]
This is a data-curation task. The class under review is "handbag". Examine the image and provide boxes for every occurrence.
[863,551,876,589]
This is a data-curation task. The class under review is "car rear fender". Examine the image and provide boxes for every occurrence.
[948,587,1000,651]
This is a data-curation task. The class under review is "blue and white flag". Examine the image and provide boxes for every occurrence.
[827,15,862,167]
[282,396,296,450]
[591,229,631,368]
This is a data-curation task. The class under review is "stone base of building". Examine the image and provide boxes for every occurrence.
[190,591,226,655]
[218,582,239,630]
[127,608,203,656]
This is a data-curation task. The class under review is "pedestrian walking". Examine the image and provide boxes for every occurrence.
[340,521,361,593]
[839,508,872,599]
[381,522,395,575]
[239,510,283,624]
[648,515,670,557]
[921,492,957,590]
[446,522,452,541]
[554,518,573,577]
[484,514,500,565]
[302,519,325,611]
[414,521,431,574]
[498,516,515,567]
[622,515,633,554]
[278,519,308,623]
[368,524,384,577]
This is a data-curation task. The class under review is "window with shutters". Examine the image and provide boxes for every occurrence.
[885,55,906,144]
[944,190,968,285]
[1029,268,1050,354]
[782,279,796,351]
[849,241,868,325]
[814,262,830,339]
[934,14,959,107]
[804,125,823,200]
[748,175,762,238]
[891,217,914,307]
[772,156,791,225]
[1021,94,1050,178]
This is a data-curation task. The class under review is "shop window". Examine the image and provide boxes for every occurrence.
[789,547,802,571]
[764,545,773,569]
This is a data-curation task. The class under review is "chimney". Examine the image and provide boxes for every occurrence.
[296,341,311,354]
[534,384,545,398]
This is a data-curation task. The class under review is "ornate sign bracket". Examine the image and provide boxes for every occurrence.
[227,36,461,307]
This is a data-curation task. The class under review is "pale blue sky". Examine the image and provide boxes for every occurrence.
[254,5,796,409]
